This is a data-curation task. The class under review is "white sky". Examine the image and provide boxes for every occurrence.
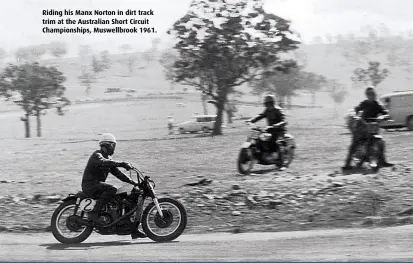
[1,0,413,55]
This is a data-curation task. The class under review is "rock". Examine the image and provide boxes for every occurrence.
[378,216,399,226]
[232,211,241,216]
[0,180,12,184]
[256,190,270,197]
[231,227,242,234]
[362,216,398,227]
[32,194,42,201]
[184,178,213,187]
[226,190,247,197]
[268,199,284,209]
[245,195,258,206]
[231,184,241,190]
[202,194,215,200]
[331,182,344,187]
[12,197,20,203]
[397,207,413,216]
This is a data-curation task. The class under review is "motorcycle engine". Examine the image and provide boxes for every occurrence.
[259,133,272,141]
[99,212,114,225]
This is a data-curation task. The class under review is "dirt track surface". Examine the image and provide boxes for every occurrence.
[1,225,413,261]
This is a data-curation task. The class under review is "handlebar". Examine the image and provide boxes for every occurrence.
[353,115,390,122]
[129,165,155,188]
[245,121,287,131]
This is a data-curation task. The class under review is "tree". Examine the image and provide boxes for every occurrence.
[78,71,95,95]
[118,45,140,75]
[328,80,347,115]
[143,38,162,64]
[56,97,71,116]
[252,68,301,109]
[159,49,179,90]
[352,61,389,87]
[92,55,105,76]
[100,50,111,70]
[48,41,68,58]
[201,93,209,114]
[27,45,48,60]
[167,0,299,135]
[0,62,67,137]
[300,71,327,105]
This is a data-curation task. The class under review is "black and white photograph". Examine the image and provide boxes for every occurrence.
[1,0,413,261]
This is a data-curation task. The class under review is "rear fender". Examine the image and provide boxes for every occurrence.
[62,192,87,204]
[62,194,79,203]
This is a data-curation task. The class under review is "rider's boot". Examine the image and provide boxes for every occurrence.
[378,142,394,167]
[341,157,353,171]
[131,229,147,239]
[87,201,104,226]
[379,156,394,167]
[131,223,147,239]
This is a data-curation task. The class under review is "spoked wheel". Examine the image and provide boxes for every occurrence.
[279,146,295,168]
[142,198,187,242]
[237,148,255,175]
[369,142,381,173]
[51,200,93,244]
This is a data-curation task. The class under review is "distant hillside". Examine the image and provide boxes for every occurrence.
[298,44,413,93]
[2,43,411,112]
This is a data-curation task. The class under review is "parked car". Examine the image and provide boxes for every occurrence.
[344,90,413,131]
[177,115,217,134]
[379,91,413,130]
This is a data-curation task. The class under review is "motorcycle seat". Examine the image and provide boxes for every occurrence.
[75,191,88,199]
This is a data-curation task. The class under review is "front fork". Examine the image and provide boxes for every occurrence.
[149,184,164,218]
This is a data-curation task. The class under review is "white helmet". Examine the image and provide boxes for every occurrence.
[99,133,116,145]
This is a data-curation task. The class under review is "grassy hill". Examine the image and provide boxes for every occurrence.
[2,43,412,112]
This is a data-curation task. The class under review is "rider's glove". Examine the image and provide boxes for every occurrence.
[131,180,139,186]
[120,162,133,170]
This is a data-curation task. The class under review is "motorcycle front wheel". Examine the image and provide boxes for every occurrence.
[280,146,295,168]
[51,199,93,244]
[237,148,254,175]
[369,140,381,172]
[142,198,187,242]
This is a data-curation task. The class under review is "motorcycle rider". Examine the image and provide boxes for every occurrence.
[342,86,394,170]
[82,133,147,239]
[247,94,287,170]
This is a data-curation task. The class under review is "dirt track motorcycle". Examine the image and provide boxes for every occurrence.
[237,122,296,174]
[51,166,187,244]
[349,114,390,172]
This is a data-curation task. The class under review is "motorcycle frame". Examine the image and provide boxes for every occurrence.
[70,167,164,228]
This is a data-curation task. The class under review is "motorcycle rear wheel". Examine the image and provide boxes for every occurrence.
[142,198,187,242]
[51,199,93,244]
[237,148,254,175]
